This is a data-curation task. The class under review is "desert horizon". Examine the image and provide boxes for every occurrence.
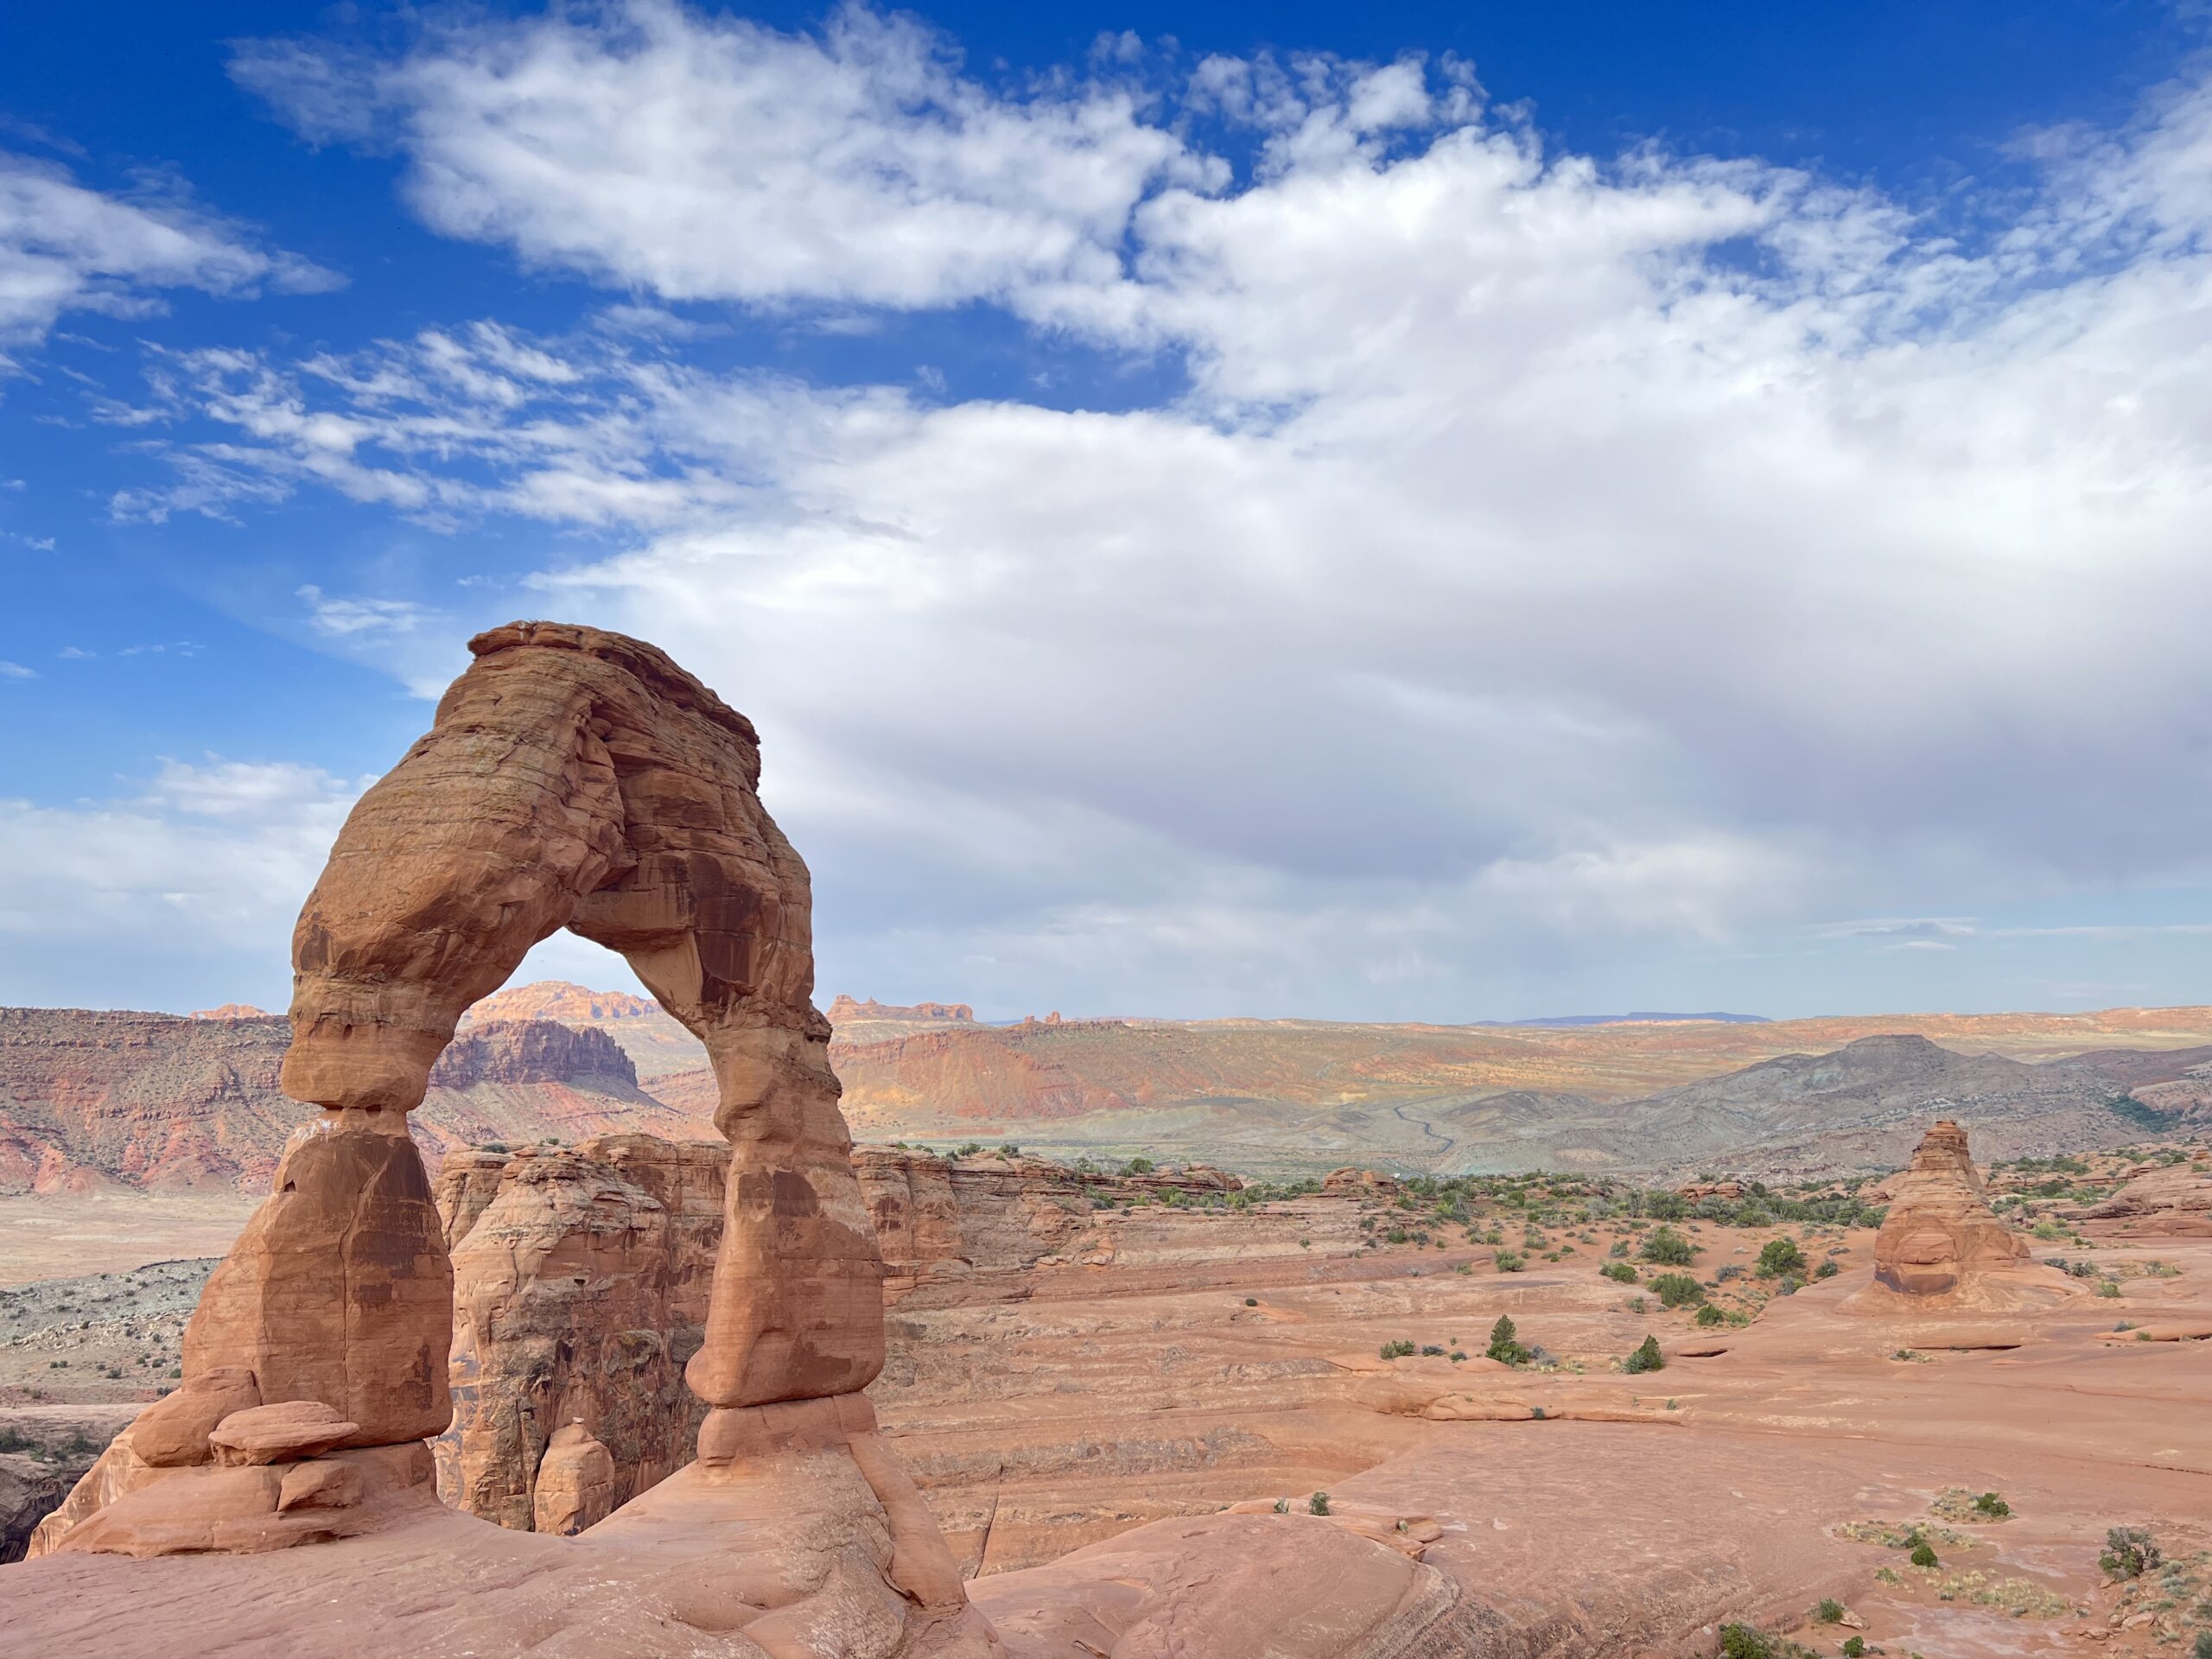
[7,3,2212,1655]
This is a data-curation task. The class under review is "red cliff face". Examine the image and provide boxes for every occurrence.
[0,1008,705,1193]
[434,1135,726,1531]
[429,1020,638,1090]
[828,995,977,1024]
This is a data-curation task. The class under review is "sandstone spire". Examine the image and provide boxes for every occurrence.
[1851,1118,2078,1312]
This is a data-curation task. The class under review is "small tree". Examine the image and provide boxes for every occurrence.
[1755,1237,1807,1278]
[1486,1313,1530,1365]
[1623,1334,1664,1374]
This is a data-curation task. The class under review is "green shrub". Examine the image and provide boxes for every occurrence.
[1245,1297,1258,1307]
[1486,1314,1530,1366]
[1717,1623,1773,1659]
[1308,1491,1331,1516]
[1650,1272,1706,1308]
[2101,1526,2159,1580]
[1602,1262,1637,1284]
[1814,1597,1845,1623]
[1495,1250,1526,1273]
[1421,1344,1445,1357]
[1756,1237,1807,1278]
[1122,1156,1154,1175]
[1641,1226,1695,1266]
[1694,1303,1727,1327]
[1623,1335,1664,1374]
[1379,1339,1416,1359]
[1973,1491,2010,1517]
[1842,1638,1866,1658]
[2192,1632,2211,1659]
[1910,1541,1939,1568]
[1814,1259,1840,1280]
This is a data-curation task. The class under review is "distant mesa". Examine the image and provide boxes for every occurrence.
[1484,1011,1769,1027]
[189,1004,272,1020]
[462,980,664,1026]
[828,995,976,1024]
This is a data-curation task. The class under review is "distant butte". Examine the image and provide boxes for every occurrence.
[828,995,976,1024]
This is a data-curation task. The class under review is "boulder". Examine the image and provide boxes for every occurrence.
[209,1402,360,1466]
[129,1366,262,1468]
[533,1422,617,1536]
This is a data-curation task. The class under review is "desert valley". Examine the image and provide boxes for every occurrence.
[0,627,2207,1659]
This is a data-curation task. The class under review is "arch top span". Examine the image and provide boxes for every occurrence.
[283,618,818,1125]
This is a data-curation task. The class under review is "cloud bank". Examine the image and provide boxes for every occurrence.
[35,1,2212,1018]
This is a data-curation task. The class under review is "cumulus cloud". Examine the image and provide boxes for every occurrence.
[126,10,2212,1016]
[0,152,334,357]
[235,1,1204,311]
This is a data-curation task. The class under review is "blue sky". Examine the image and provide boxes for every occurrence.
[3,1,2210,1020]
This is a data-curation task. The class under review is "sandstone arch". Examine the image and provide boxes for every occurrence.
[254,619,882,1417]
[36,625,996,1651]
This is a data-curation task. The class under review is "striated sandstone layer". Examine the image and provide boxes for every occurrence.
[435,1134,723,1529]
[1849,1119,2079,1312]
[0,1007,703,1195]
[2079,1152,2212,1236]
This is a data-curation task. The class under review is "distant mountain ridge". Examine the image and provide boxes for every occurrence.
[12,988,2209,1192]
[1477,1011,1769,1027]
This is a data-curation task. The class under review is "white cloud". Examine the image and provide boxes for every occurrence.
[0,152,335,354]
[235,0,1202,311]
[0,760,370,1008]
[297,585,435,637]
[0,660,35,679]
[116,16,2212,1016]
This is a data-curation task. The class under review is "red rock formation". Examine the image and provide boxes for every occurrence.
[829,995,976,1024]
[428,1020,635,1089]
[1851,1120,2078,1311]
[1324,1166,1402,1197]
[2079,1153,2212,1236]
[0,1007,702,1194]
[532,1422,617,1536]
[435,1135,722,1530]
[190,1004,272,1020]
[463,981,667,1026]
[36,621,998,1652]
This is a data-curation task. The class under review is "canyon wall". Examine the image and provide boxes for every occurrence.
[0,1009,706,1194]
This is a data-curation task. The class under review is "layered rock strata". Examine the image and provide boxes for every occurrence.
[1850,1120,2078,1311]
[435,1135,722,1529]
[34,621,998,1653]
[2079,1153,2212,1236]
